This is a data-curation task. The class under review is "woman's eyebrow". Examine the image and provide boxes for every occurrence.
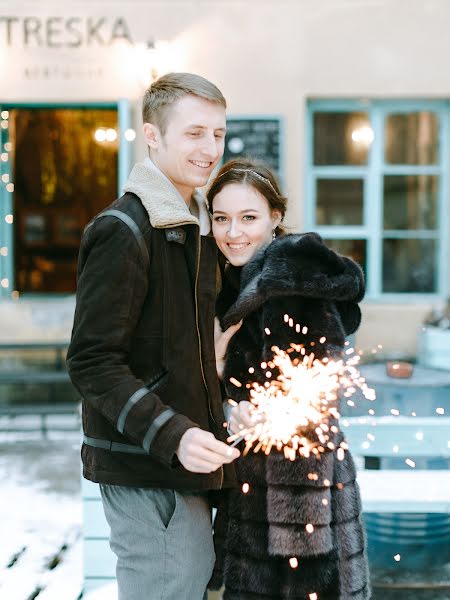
[213,208,260,215]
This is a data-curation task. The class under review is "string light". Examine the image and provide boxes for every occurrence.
[124,128,136,141]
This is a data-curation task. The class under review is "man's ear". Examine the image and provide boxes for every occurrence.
[143,123,160,150]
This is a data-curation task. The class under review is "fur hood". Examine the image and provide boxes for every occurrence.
[221,232,365,332]
[123,157,211,234]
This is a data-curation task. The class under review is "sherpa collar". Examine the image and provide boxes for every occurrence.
[222,232,365,329]
[123,158,211,235]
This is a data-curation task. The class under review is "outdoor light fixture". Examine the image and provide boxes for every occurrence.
[134,38,181,88]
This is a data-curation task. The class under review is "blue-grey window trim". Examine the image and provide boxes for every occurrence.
[117,386,150,434]
[306,99,449,301]
[142,408,176,453]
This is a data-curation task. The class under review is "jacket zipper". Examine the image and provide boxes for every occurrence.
[193,230,224,488]
[194,228,215,426]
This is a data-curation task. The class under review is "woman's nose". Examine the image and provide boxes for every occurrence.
[227,221,241,238]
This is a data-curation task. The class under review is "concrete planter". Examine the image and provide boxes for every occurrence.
[418,326,450,371]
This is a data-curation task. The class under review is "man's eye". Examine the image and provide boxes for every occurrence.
[188,132,201,137]
[215,133,225,139]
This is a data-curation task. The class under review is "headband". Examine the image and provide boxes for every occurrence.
[216,168,278,194]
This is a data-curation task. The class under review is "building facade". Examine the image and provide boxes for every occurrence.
[1,0,450,357]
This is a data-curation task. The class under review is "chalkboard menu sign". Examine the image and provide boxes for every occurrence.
[223,117,282,178]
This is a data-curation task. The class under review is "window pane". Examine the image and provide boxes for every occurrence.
[385,112,439,165]
[384,175,438,230]
[12,107,118,293]
[316,178,364,225]
[313,112,372,165]
[323,239,367,276]
[383,239,436,293]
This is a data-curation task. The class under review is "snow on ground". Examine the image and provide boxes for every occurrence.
[0,431,83,600]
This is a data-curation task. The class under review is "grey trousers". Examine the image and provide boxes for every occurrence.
[100,484,215,600]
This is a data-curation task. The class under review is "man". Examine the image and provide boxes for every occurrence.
[67,73,239,600]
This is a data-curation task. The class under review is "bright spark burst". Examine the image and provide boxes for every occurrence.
[228,339,375,460]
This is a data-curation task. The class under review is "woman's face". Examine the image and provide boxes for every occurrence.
[211,183,281,266]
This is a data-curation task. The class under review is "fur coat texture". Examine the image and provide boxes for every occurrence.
[211,232,371,600]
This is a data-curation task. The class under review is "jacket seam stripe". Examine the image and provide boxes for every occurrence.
[117,386,149,434]
[142,408,176,453]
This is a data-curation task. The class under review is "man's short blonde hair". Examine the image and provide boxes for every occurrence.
[142,72,226,135]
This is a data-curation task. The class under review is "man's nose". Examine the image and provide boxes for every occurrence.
[200,133,219,158]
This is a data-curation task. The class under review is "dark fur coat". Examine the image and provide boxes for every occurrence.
[211,233,370,600]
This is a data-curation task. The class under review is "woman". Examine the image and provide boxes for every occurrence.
[208,159,370,600]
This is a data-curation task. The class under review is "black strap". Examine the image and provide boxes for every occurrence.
[83,435,148,455]
[85,209,150,270]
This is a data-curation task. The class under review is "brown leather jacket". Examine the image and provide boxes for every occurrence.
[67,162,233,490]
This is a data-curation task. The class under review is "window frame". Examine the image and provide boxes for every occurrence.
[305,99,449,302]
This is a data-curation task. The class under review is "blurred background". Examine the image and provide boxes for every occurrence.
[0,0,449,599]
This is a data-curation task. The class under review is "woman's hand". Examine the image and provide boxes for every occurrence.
[228,401,255,435]
[214,317,242,379]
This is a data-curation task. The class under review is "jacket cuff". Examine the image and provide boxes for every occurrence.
[150,413,198,468]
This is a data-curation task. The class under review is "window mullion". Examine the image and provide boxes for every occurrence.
[366,105,383,297]
[438,107,449,297]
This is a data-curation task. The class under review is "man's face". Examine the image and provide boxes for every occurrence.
[144,95,226,202]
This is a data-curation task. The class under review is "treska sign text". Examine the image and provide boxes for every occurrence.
[0,16,133,47]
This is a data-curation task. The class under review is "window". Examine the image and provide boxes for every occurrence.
[0,106,119,295]
[306,100,448,299]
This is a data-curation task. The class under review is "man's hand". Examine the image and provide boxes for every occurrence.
[176,428,240,473]
[214,317,242,379]
[228,400,258,435]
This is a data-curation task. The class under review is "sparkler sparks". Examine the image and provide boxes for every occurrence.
[227,338,375,460]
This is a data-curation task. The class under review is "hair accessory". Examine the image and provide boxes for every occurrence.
[272,229,276,240]
[217,168,278,194]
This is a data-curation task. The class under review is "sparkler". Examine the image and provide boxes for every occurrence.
[227,329,375,460]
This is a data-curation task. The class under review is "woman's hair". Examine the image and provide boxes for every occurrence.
[207,158,287,235]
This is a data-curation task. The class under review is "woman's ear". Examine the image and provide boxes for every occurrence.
[271,209,282,229]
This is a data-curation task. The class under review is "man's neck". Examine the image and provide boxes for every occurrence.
[146,157,193,206]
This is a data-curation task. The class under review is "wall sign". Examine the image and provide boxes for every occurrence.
[223,117,282,178]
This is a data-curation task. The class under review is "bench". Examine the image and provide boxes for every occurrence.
[343,415,450,585]
[0,341,73,403]
[0,402,80,438]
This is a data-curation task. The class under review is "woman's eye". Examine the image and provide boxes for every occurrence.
[243,215,256,221]
[188,132,201,137]
[213,216,227,222]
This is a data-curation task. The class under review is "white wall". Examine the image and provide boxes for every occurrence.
[1,0,450,352]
